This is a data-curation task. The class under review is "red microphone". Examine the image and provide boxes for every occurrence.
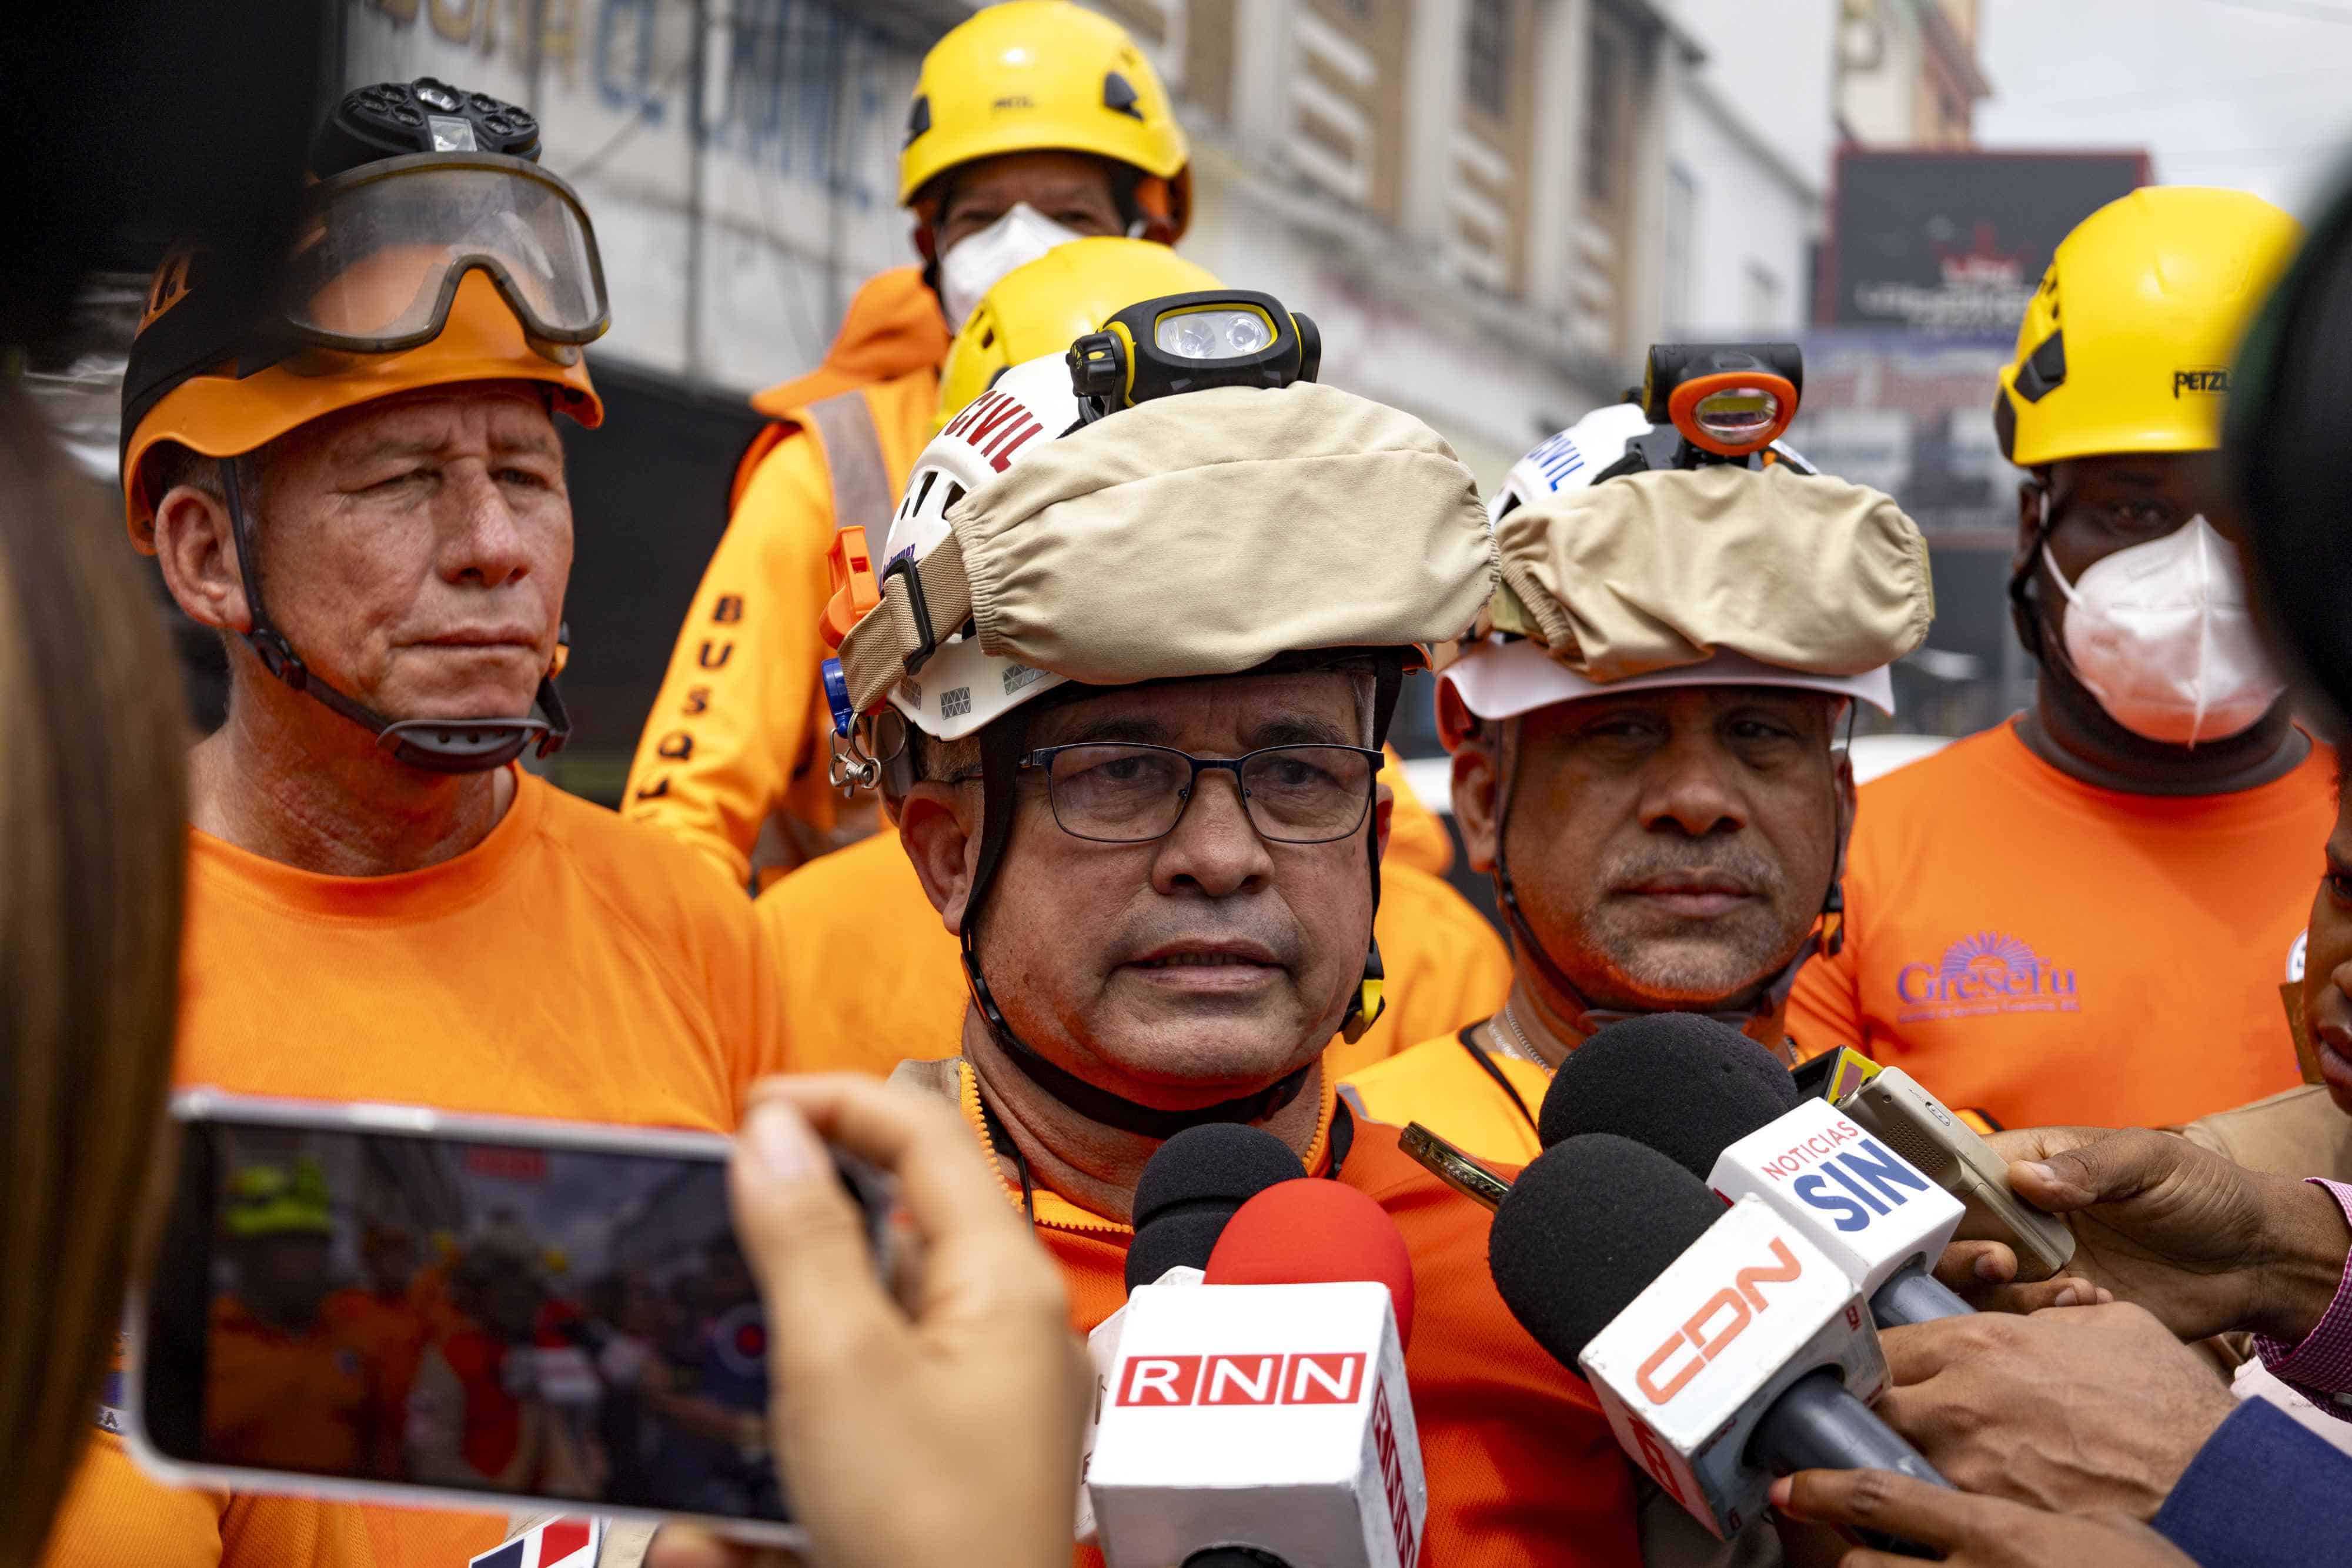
[1204,1178,1416,1350]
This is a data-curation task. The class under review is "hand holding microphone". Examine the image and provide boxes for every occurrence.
[1772,1467,2196,1568]
[1866,1303,2238,1522]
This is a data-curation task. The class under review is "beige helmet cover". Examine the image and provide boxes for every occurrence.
[1479,463,1933,685]
[838,380,1496,716]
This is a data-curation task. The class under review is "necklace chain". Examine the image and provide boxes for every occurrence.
[1495,1002,1554,1074]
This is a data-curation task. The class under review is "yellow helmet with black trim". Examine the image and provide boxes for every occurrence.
[899,1,1190,240]
[933,236,1221,432]
[1993,186,2300,468]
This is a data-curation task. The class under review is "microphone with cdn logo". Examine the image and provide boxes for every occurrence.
[1088,1173,1427,1568]
[1489,1133,1949,1556]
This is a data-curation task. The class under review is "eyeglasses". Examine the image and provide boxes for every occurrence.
[1020,741,1383,845]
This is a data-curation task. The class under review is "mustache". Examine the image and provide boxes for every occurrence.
[1603,843,1788,899]
[1106,912,1307,971]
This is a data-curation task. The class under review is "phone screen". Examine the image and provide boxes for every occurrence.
[139,1108,834,1524]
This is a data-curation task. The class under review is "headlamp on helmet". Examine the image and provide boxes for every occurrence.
[1067,290,1321,424]
[1623,342,1805,467]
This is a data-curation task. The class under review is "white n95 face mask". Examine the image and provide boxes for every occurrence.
[937,203,1084,330]
[2044,511,2286,746]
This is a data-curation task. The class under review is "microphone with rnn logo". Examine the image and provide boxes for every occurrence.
[1080,1127,1310,1545]
[1488,1134,1949,1552]
[1091,1171,1426,1568]
[1205,1178,1416,1350]
[1541,1015,1971,1326]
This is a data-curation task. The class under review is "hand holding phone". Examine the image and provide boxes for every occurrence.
[650,1074,1090,1568]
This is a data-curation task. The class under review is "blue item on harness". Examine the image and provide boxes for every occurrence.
[821,657,854,736]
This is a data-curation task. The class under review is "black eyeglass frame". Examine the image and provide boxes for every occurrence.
[1017,740,1385,845]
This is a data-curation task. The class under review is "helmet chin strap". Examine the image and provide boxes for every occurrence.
[219,458,569,774]
[1485,717,1843,1058]
[957,661,1400,1142]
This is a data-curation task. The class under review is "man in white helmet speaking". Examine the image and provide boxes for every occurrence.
[818,292,1662,1562]
[1344,348,1933,1165]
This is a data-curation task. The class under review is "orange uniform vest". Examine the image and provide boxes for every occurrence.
[1789,720,2334,1129]
[1342,1027,1551,1166]
[754,801,1509,1082]
[42,773,789,1568]
[920,1059,1643,1566]
[623,267,950,888]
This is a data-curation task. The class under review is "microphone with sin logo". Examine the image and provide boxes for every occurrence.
[1088,1176,1427,1568]
[1539,1015,1973,1326]
[1488,1134,1949,1555]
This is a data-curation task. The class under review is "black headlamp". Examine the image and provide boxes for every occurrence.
[1067,289,1321,423]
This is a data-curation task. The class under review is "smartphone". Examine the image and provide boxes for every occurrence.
[1398,1122,1514,1212]
[128,1089,894,1547]
[1838,1068,2076,1282]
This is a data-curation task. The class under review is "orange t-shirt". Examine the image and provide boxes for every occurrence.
[757,824,1510,1084]
[1788,720,2331,1129]
[923,1059,1642,1567]
[203,1297,375,1478]
[44,771,788,1568]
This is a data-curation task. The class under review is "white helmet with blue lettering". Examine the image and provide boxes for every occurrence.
[1487,399,1819,524]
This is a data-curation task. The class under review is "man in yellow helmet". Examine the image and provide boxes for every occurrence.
[753,239,1511,1082]
[42,78,785,1568]
[1790,186,2337,1131]
[622,0,1194,888]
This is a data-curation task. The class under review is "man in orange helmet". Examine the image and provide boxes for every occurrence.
[42,76,784,1568]
[623,0,1196,889]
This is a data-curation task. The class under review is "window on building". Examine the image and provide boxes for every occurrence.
[1582,13,1628,211]
[1745,262,1783,330]
[1664,163,1696,333]
[1464,0,1508,116]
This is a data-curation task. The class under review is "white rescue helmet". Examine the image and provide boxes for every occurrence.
[877,352,1080,741]
[1455,404,1897,720]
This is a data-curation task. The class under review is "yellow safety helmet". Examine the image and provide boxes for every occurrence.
[900,1,1191,242]
[933,236,1221,430]
[1993,186,2301,469]
[223,1158,335,1240]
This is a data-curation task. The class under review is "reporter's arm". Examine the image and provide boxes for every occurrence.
[2149,1398,2352,1568]
[1770,1469,2193,1568]
[650,1074,1087,1568]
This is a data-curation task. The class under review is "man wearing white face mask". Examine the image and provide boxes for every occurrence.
[623,1,1187,891]
[1790,186,2337,1132]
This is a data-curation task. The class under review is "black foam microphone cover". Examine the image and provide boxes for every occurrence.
[1536,1012,1801,1174]
[1488,1133,1729,1371]
[1125,1124,1307,1293]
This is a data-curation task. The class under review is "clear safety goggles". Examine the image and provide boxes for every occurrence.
[283,152,609,353]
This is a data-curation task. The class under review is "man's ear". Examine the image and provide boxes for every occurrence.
[898,782,983,934]
[1450,728,1504,875]
[1372,780,1393,862]
[152,483,252,634]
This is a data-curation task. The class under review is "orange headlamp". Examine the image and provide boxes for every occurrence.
[1641,343,1803,460]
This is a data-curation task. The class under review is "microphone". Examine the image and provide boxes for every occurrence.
[1087,1275,1424,1568]
[1127,1125,1310,1292]
[1542,1016,1972,1326]
[1205,1179,1417,1349]
[1081,1128,1311,1546]
[1488,1133,1949,1549]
